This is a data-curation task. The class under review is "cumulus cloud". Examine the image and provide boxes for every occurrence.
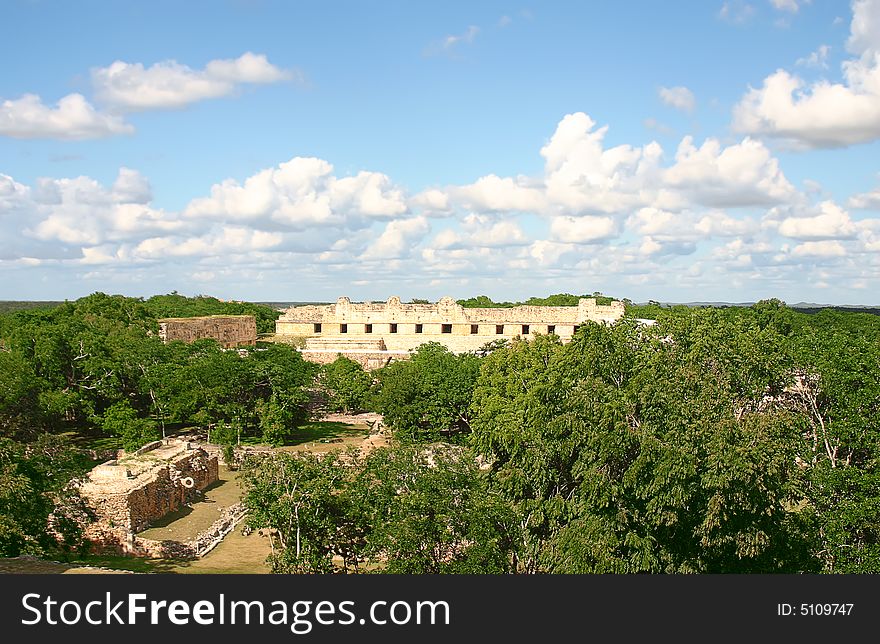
[848,184,880,209]
[774,201,858,239]
[92,52,294,111]
[0,93,133,140]
[663,136,797,206]
[442,112,794,227]
[733,0,880,148]
[360,217,430,259]
[659,86,696,112]
[549,215,617,243]
[791,240,848,257]
[27,169,181,245]
[430,214,529,249]
[184,157,407,228]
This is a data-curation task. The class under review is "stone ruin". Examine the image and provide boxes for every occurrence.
[80,438,223,557]
[158,315,257,348]
[275,295,627,369]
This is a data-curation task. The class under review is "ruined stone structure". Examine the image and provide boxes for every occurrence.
[158,315,257,348]
[80,439,219,555]
[276,296,626,368]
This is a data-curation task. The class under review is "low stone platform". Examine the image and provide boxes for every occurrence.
[80,438,219,555]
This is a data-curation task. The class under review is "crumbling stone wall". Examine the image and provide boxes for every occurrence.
[81,440,219,554]
[158,315,257,348]
[276,295,626,366]
[129,503,246,559]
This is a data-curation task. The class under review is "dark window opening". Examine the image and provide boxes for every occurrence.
[390,323,398,333]
[547,325,555,334]
[573,325,580,335]
[442,324,452,334]
[340,324,348,334]
[365,324,373,334]
[496,325,504,334]
[415,324,423,334]
[470,324,479,335]
[313,323,322,333]
[522,324,530,335]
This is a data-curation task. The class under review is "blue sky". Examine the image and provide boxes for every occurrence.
[2,0,880,304]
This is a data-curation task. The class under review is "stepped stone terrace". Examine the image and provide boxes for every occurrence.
[275,296,626,369]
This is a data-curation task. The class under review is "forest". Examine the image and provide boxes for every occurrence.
[1,293,878,574]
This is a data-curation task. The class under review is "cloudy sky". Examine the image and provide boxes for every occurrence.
[2,0,880,304]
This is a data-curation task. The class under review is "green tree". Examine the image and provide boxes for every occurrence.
[362,445,516,573]
[100,401,160,452]
[240,450,350,573]
[789,329,880,572]
[374,343,481,442]
[0,434,92,558]
[319,356,373,413]
[471,316,813,573]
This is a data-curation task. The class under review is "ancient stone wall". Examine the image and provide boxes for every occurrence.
[276,295,626,366]
[81,440,219,554]
[128,503,246,559]
[158,315,257,348]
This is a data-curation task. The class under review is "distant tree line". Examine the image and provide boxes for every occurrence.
[456,292,615,308]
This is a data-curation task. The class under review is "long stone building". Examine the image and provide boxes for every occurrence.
[158,315,257,348]
[275,296,626,368]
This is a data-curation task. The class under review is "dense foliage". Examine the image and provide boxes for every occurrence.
[318,356,374,414]
[240,445,516,573]
[244,299,880,574]
[143,291,281,334]
[372,343,480,442]
[0,292,315,557]
[1,291,878,573]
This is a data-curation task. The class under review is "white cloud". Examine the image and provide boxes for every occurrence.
[659,86,696,112]
[361,217,430,259]
[133,226,282,260]
[848,0,880,55]
[791,240,848,257]
[184,157,407,228]
[770,0,802,13]
[848,185,880,209]
[549,215,617,243]
[449,174,546,213]
[409,189,453,216]
[0,93,133,140]
[92,52,294,111]
[430,214,529,249]
[27,169,181,245]
[441,113,794,223]
[539,112,662,215]
[733,0,880,148]
[796,44,831,69]
[720,1,756,24]
[775,201,858,239]
[663,136,796,206]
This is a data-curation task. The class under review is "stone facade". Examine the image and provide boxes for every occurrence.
[158,315,257,348]
[275,296,626,367]
[80,439,219,555]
